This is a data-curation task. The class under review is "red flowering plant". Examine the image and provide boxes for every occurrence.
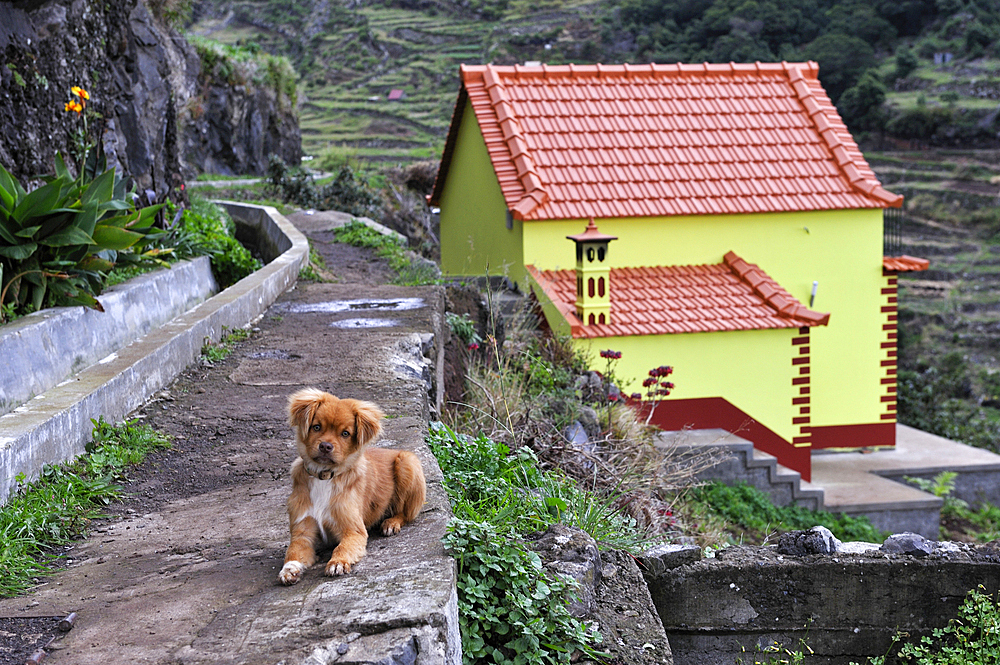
[596,349,624,433]
[639,365,674,424]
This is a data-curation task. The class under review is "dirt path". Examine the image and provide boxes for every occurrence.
[0,225,454,665]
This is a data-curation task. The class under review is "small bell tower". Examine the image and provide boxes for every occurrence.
[567,218,617,325]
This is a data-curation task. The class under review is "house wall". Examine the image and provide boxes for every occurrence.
[523,208,887,445]
[574,327,799,444]
[437,101,525,286]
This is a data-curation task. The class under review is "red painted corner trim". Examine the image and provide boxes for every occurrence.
[811,422,895,449]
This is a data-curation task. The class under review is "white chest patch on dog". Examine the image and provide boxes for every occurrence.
[302,477,334,544]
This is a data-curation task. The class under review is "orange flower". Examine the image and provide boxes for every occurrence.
[64,100,83,114]
[71,86,89,101]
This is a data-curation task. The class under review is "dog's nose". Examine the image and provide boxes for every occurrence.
[319,441,333,454]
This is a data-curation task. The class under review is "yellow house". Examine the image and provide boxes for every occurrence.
[428,61,927,479]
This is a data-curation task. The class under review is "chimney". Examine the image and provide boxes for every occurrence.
[567,218,616,325]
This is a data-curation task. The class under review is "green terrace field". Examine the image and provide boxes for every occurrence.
[188,0,604,164]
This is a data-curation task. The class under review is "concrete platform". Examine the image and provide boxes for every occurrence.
[811,424,1000,536]
[661,424,1000,538]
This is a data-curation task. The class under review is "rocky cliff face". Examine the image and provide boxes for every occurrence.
[0,0,300,199]
[182,40,302,176]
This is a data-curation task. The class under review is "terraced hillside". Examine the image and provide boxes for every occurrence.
[870,151,1000,449]
[875,151,1000,347]
[189,0,605,162]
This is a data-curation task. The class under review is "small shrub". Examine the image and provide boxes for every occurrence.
[691,481,884,543]
[165,197,262,288]
[266,156,381,218]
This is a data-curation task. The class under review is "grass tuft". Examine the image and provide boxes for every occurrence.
[333,220,439,285]
[0,417,170,597]
[201,326,253,363]
[690,481,885,544]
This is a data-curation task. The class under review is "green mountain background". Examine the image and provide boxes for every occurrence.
[186,0,1000,164]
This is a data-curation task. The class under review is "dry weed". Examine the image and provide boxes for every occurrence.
[446,291,726,540]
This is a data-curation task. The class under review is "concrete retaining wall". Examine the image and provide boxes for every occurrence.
[0,203,307,501]
[0,258,217,416]
[643,543,1000,665]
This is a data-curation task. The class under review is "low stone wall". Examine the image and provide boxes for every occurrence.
[0,203,306,502]
[642,536,1000,665]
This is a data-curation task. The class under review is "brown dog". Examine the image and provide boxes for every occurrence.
[278,388,426,584]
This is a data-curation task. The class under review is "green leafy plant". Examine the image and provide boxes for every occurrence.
[164,197,261,288]
[428,422,639,664]
[905,471,960,502]
[447,312,482,347]
[1,86,169,322]
[0,147,166,321]
[0,417,170,597]
[444,519,599,665]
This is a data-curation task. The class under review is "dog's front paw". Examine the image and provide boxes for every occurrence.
[279,560,306,585]
[325,559,353,576]
[381,517,404,536]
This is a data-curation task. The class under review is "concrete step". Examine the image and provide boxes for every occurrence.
[655,428,824,511]
[654,424,1000,538]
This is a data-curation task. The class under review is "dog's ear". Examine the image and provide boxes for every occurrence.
[288,388,327,431]
[352,401,384,447]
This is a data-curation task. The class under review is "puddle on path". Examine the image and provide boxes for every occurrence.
[246,350,299,360]
[281,298,425,314]
[330,318,401,329]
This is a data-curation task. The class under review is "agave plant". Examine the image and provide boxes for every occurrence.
[0,147,168,321]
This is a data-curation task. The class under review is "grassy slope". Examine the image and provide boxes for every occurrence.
[188,0,604,162]
[189,1,999,166]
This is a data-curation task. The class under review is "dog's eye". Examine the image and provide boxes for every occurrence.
[311,424,321,432]
[341,430,350,438]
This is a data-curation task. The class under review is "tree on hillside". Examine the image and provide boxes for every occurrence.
[800,33,877,103]
[892,45,920,82]
[838,70,888,132]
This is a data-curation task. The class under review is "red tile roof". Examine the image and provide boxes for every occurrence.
[430,62,901,221]
[528,250,830,339]
[883,255,930,272]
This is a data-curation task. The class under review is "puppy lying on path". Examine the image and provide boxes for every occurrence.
[278,388,426,585]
